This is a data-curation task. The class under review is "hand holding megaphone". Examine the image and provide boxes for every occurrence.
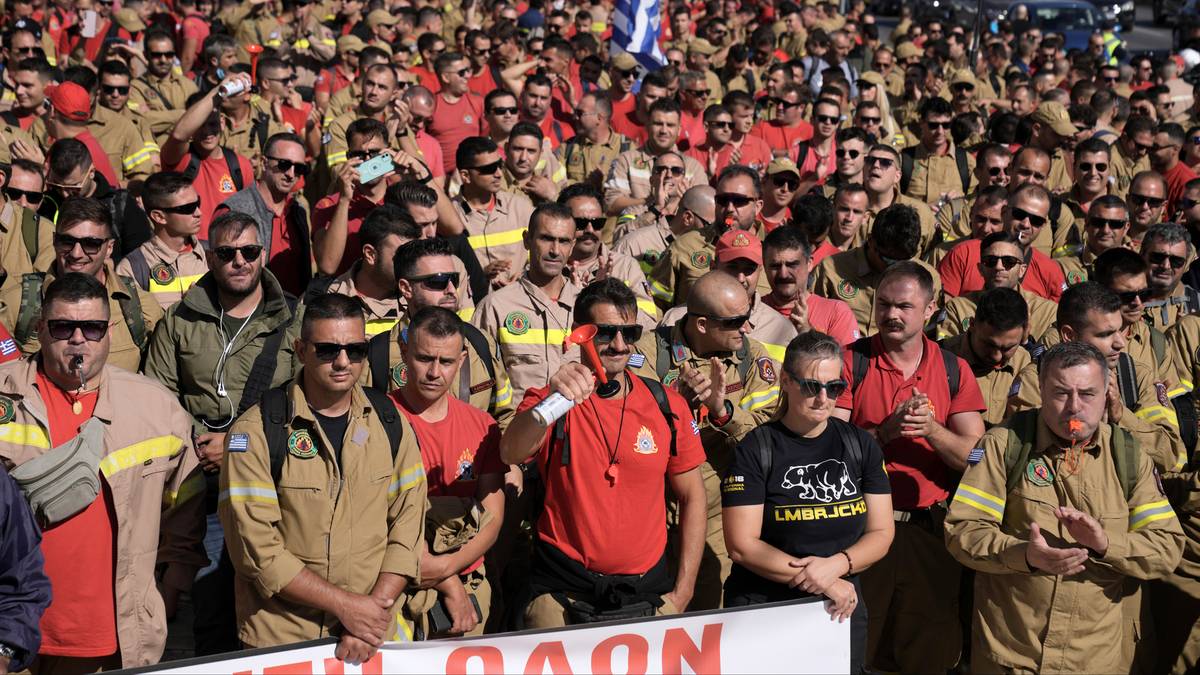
[530,324,617,426]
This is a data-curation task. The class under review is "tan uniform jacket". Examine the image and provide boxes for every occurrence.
[1047,149,1073,195]
[646,228,772,310]
[218,379,427,648]
[570,245,660,330]
[557,130,631,188]
[324,262,403,337]
[130,71,199,140]
[0,359,206,668]
[90,106,158,185]
[936,287,1057,343]
[1108,142,1149,198]
[603,148,707,219]
[324,81,361,124]
[221,100,287,167]
[453,190,535,288]
[659,293,796,364]
[1162,315,1200,589]
[903,142,978,204]
[939,332,1037,427]
[614,217,671,275]
[945,416,1184,673]
[811,246,942,336]
[851,189,938,257]
[115,234,208,310]
[0,199,53,281]
[472,276,580,409]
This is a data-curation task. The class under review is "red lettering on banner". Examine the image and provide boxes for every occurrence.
[263,661,313,674]
[591,634,650,675]
[446,646,504,674]
[662,623,723,674]
[323,658,344,675]
[524,641,574,674]
[321,653,382,675]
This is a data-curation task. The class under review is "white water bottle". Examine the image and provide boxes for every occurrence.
[530,392,576,426]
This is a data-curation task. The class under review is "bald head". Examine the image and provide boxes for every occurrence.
[403,85,436,109]
[680,185,716,224]
[687,270,747,315]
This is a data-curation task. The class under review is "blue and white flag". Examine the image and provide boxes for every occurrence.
[612,0,666,72]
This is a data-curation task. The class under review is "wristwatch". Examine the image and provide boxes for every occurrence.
[0,642,21,662]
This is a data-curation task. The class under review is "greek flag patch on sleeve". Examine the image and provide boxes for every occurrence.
[628,353,646,368]
[967,447,985,465]
[228,434,250,452]
[0,339,15,356]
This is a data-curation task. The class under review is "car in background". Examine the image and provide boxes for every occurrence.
[1000,1,1106,51]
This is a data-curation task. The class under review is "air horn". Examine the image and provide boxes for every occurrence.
[530,324,619,426]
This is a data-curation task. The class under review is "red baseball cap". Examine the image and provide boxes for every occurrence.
[715,229,762,265]
[46,82,91,122]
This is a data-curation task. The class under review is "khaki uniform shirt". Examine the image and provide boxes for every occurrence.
[614,217,671,275]
[935,193,975,244]
[221,100,287,167]
[130,71,198,140]
[1047,149,1073,195]
[1163,315,1200,587]
[1108,142,1149,198]
[325,81,361,124]
[811,246,942,336]
[452,190,535,288]
[558,131,631,188]
[945,416,1184,673]
[472,276,581,408]
[219,379,427,648]
[659,293,796,364]
[1055,247,1101,286]
[570,244,660,330]
[0,199,53,281]
[936,287,1057,343]
[325,262,403,337]
[603,148,707,219]
[1144,283,1200,334]
[0,117,36,166]
[940,331,1036,427]
[903,142,978,204]
[0,359,206,668]
[852,190,938,257]
[646,228,772,310]
[115,234,208,310]
[89,106,157,185]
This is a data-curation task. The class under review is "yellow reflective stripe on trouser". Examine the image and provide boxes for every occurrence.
[389,463,426,499]
[458,307,475,322]
[760,341,786,363]
[739,385,780,411]
[952,483,1005,520]
[220,480,280,504]
[467,227,527,251]
[1136,404,1178,428]
[1129,499,1175,531]
[499,328,569,345]
[163,473,205,508]
[492,381,513,409]
[98,435,183,478]
[649,278,673,302]
[0,423,51,449]
[367,318,398,336]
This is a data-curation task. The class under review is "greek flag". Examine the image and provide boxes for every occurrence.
[0,339,14,356]
[612,0,665,72]
[227,433,249,453]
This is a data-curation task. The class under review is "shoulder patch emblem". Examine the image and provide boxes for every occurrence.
[0,396,14,424]
[967,447,985,465]
[1026,457,1054,486]
[960,316,972,330]
[287,429,317,459]
[1155,382,1170,407]
[643,249,661,264]
[150,263,175,285]
[322,131,332,145]
[633,425,658,454]
[756,357,777,384]
[690,250,712,268]
[1066,270,1083,285]
[663,370,679,387]
[469,378,494,395]
[836,279,858,299]
[391,363,407,388]
[503,311,530,335]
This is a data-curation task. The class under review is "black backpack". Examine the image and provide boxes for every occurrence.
[744,416,868,482]
[184,147,245,193]
[849,336,961,398]
[14,272,147,349]
[366,322,497,392]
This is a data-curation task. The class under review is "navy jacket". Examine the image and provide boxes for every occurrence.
[0,465,50,670]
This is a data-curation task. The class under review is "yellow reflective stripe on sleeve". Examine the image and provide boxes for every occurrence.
[1136,404,1178,427]
[366,318,398,336]
[617,214,637,223]
[1168,384,1190,399]
[0,423,51,449]
[467,227,527,251]
[739,385,780,411]
[1129,499,1175,531]
[327,151,347,167]
[99,435,183,478]
[163,473,205,508]
[123,146,156,169]
[388,463,426,498]
[1051,244,1082,259]
[143,140,161,151]
[636,297,660,319]
[760,342,786,363]
[457,307,475,321]
[149,273,204,295]
[219,480,280,504]
[649,278,673,302]
[952,483,1006,520]
[498,328,569,345]
[1179,379,1194,393]
[492,381,513,408]
[294,38,311,49]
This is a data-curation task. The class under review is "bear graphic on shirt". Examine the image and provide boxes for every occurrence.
[781,459,857,502]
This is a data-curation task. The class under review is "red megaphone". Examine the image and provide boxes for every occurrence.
[246,44,264,83]
[566,324,620,397]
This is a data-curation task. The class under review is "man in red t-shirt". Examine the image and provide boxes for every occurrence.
[44,82,120,188]
[762,226,860,345]
[751,83,813,157]
[413,32,446,93]
[426,52,486,174]
[314,36,362,111]
[1150,123,1198,219]
[610,70,671,146]
[392,307,508,637]
[500,279,707,628]
[464,30,499,97]
[256,58,312,143]
[686,102,772,177]
[832,262,986,674]
[605,53,639,125]
[312,119,394,276]
[519,73,575,151]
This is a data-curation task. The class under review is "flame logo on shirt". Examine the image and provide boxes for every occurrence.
[633,426,658,454]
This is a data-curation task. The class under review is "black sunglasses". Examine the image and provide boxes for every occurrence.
[707,120,734,129]
[952,83,975,92]
[857,116,881,124]
[836,148,860,159]
[4,187,41,204]
[790,377,848,398]
[1010,206,1047,229]
[267,156,311,177]
[46,319,108,341]
[1087,217,1126,231]
[696,312,750,329]
[1078,162,1108,173]
[653,165,685,176]
[981,254,1022,270]
[925,120,952,130]
[152,199,201,215]
[771,98,803,109]
[407,271,460,290]
[1129,193,1165,208]
[772,174,800,190]
[53,233,109,255]
[1148,251,1188,269]
[468,159,503,175]
[148,50,176,59]
[213,244,264,263]
[312,341,369,362]
[1117,288,1153,305]
[1182,198,1200,210]
[716,193,754,208]
[346,149,383,161]
[488,106,519,116]
[815,114,839,124]
[101,84,130,95]
[574,216,605,231]
[593,323,643,344]
[866,155,895,168]
[987,166,1009,177]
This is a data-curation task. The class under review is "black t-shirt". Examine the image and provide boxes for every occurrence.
[313,410,350,467]
[721,419,890,599]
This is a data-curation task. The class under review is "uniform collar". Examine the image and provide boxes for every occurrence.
[146,234,204,265]
[1035,414,1106,458]
[2,358,119,425]
[286,373,373,425]
[517,273,578,310]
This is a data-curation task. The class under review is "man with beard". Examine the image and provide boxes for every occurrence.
[558,92,630,190]
[924,186,1009,269]
[750,83,812,158]
[485,90,522,150]
[1055,196,1130,285]
[1142,223,1200,333]
[1127,171,1169,251]
[143,210,300,655]
[518,74,574,151]
[502,122,565,205]
[127,29,199,140]
[901,97,976,205]
[759,225,859,345]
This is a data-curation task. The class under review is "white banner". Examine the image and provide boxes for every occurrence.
[141,600,848,674]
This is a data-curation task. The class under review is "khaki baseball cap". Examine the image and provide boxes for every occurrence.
[857,70,885,88]
[950,69,976,86]
[114,8,146,32]
[611,52,638,71]
[766,157,801,177]
[367,9,400,29]
[895,41,921,60]
[688,38,719,56]
[1030,101,1076,137]
[337,35,366,54]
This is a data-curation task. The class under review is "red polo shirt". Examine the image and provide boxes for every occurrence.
[311,191,385,275]
[518,374,705,575]
[937,238,1066,302]
[170,150,254,240]
[413,65,441,93]
[534,113,575,150]
[467,67,498,98]
[611,107,647,146]
[685,135,773,176]
[750,120,813,154]
[679,110,706,151]
[835,335,986,509]
[427,91,486,174]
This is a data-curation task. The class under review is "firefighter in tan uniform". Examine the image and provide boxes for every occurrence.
[901,97,977,205]
[367,237,515,429]
[812,203,943,336]
[116,173,208,310]
[603,101,708,220]
[0,193,53,281]
[472,204,582,409]
[1028,101,1076,195]
[644,270,781,610]
[556,89,631,188]
[219,294,427,659]
[0,272,206,669]
[89,105,157,188]
[129,31,201,140]
[945,341,1184,674]
[853,145,938,256]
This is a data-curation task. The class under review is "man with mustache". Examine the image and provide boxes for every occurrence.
[760,225,859,346]
[1052,138,1116,260]
[1141,224,1200,333]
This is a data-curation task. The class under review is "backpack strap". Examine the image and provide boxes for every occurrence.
[1149,327,1168,368]
[940,346,961,398]
[0,110,19,127]
[361,386,403,461]
[796,143,809,168]
[562,139,577,171]
[184,153,202,181]
[618,137,631,154]
[301,276,335,305]
[900,147,916,195]
[654,324,672,382]
[954,146,970,195]
[639,375,677,456]
[1003,408,1040,495]
[550,120,565,145]
[115,275,147,349]
[462,323,497,384]
[251,114,270,159]
[124,248,151,291]
[14,272,44,345]
[1109,423,1139,502]
[831,417,865,469]
[736,338,752,383]
[367,329,393,392]
[261,386,292,483]
[1049,198,1062,234]
[753,428,774,481]
[222,147,244,192]
[236,295,298,415]
[19,206,38,263]
[1116,352,1139,412]
[849,336,872,395]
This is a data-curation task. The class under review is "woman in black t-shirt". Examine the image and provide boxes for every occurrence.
[721,331,894,674]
